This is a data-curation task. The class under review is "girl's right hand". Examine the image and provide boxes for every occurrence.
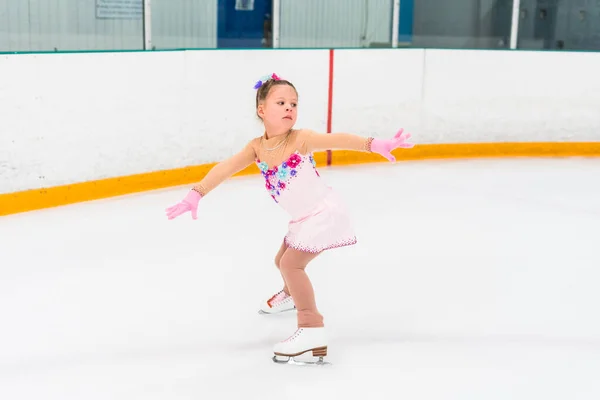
[165,189,202,220]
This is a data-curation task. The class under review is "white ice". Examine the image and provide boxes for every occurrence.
[1,158,600,400]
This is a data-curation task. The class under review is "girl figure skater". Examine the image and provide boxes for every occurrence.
[165,73,413,364]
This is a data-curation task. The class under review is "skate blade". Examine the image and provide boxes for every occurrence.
[272,347,331,366]
[272,355,331,366]
[258,306,296,315]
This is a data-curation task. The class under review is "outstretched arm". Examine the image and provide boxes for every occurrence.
[192,141,256,196]
[165,141,256,220]
[301,130,373,153]
[301,128,413,162]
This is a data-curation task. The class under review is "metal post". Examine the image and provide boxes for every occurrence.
[273,0,280,48]
[509,0,521,49]
[392,0,400,48]
[143,0,152,50]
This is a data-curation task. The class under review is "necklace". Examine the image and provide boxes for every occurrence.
[261,129,291,151]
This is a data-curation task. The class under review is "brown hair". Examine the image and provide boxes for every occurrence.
[255,78,297,119]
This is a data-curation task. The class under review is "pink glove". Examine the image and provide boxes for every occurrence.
[165,189,202,220]
[371,128,414,162]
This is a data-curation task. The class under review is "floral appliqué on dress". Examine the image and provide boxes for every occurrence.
[256,152,319,202]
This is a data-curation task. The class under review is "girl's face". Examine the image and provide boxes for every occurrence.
[258,84,298,132]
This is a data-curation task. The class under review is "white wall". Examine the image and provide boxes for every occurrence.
[1,48,600,195]
[333,49,600,143]
[0,49,330,194]
[418,50,600,143]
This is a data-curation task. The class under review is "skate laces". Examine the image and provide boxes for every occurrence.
[267,290,289,307]
[283,328,303,342]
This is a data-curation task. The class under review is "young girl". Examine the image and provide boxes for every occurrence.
[165,73,413,364]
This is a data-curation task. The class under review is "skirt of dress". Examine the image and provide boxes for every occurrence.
[283,189,357,254]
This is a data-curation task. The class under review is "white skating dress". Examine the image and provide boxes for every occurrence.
[255,150,357,254]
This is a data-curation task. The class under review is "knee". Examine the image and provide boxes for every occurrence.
[278,253,294,275]
[279,253,306,275]
[275,254,282,270]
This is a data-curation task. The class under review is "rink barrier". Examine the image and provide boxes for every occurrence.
[2,142,600,217]
[3,47,600,216]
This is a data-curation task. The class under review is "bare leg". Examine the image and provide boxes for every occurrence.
[274,240,289,294]
[279,247,323,328]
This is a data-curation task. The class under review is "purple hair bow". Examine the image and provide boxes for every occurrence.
[254,73,281,89]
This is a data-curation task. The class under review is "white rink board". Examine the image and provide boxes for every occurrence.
[0,51,188,194]
[420,50,600,143]
[330,49,426,138]
[0,50,330,194]
[1,48,600,194]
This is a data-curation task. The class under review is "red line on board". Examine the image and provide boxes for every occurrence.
[326,49,334,166]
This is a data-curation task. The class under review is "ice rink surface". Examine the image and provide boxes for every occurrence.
[1,157,600,400]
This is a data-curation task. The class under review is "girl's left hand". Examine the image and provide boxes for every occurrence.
[371,129,414,162]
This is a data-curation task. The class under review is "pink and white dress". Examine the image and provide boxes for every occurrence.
[256,151,357,254]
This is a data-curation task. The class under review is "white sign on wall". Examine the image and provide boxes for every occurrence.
[235,0,255,11]
[96,0,143,19]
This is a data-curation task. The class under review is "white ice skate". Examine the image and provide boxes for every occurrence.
[258,290,296,314]
[272,327,330,365]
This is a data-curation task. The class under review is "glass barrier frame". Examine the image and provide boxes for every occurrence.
[1,0,599,54]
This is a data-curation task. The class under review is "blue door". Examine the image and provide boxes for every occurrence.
[218,0,273,48]
[399,0,414,44]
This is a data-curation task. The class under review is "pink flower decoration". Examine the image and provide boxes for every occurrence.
[272,73,281,80]
[288,153,301,168]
